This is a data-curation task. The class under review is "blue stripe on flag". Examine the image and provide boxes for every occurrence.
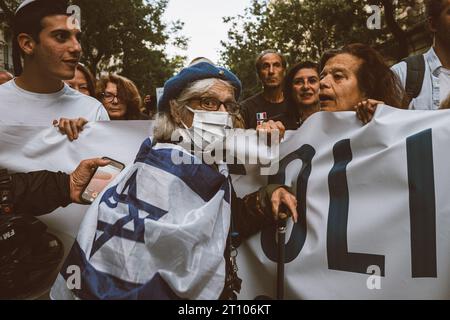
[61,241,182,300]
[100,169,168,221]
[134,139,226,202]
[90,169,169,257]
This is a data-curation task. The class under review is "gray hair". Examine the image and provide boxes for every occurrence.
[153,78,235,142]
[255,49,287,73]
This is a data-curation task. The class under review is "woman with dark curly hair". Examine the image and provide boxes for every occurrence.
[97,74,149,120]
[283,61,321,129]
[319,43,408,123]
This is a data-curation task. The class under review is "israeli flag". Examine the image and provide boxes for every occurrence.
[51,139,231,300]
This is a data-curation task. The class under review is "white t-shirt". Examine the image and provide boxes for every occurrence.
[440,68,450,105]
[391,47,447,110]
[0,80,110,125]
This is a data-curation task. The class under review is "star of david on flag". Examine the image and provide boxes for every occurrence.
[51,139,231,300]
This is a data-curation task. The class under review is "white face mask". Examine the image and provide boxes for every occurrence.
[180,106,233,151]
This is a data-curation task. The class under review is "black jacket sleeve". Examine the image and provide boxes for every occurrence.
[230,184,288,247]
[11,171,72,216]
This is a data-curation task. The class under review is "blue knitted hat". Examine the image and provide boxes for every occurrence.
[158,62,242,113]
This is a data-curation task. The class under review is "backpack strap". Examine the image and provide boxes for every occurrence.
[403,55,426,101]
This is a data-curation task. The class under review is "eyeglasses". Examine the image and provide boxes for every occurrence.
[102,92,121,103]
[188,97,240,115]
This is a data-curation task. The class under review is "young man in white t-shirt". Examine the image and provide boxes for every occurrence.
[0,0,109,140]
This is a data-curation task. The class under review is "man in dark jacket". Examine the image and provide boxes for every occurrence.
[0,158,110,298]
[1,158,110,216]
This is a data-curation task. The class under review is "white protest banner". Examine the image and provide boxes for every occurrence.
[1,106,449,299]
[234,106,450,299]
[0,121,153,239]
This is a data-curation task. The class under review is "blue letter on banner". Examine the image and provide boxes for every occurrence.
[261,144,315,263]
[406,129,437,278]
[327,139,385,276]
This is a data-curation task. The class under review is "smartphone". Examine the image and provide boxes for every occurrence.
[81,157,125,204]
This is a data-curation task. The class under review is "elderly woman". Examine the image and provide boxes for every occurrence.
[319,43,408,122]
[97,74,149,120]
[51,62,297,301]
[156,62,297,299]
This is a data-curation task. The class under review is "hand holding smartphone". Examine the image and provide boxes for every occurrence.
[81,157,125,204]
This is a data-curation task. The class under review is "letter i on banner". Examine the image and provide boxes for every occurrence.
[406,129,437,278]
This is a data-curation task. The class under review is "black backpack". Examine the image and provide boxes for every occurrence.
[0,169,64,299]
[403,54,426,102]
[0,215,64,299]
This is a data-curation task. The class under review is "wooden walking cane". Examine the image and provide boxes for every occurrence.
[277,206,289,300]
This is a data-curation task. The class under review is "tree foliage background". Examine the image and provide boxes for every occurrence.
[0,0,186,97]
[220,0,428,99]
[1,0,430,100]
[73,0,186,96]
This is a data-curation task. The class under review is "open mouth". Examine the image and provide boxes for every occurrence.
[300,93,314,98]
[319,94,334,103]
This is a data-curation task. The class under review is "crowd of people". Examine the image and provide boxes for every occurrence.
[1,0,449,135]
[0,0,449,300]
